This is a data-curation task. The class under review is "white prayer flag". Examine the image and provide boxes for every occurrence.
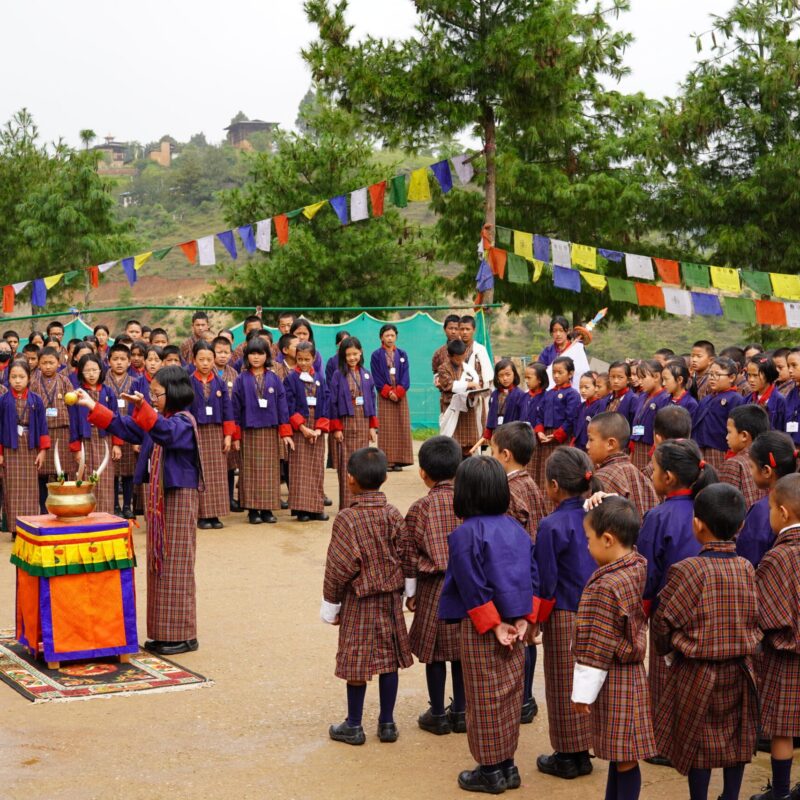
[662,287,693,317]
[625,253,655,281]
[551,239,571,268]
[350,188,369,222]
[255,219,272,252]
[11,281,29,294]
[785,302,800,329]
[98,261,117,274]
[451,154,475,185]
[197,235,216,266]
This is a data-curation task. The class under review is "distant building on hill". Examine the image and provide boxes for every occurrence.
[94,135,137,175]
[224,119,277,150]
[147,140,173,167]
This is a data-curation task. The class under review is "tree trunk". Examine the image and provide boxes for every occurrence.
[482,107,497,235]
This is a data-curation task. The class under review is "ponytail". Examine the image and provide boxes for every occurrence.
[544,446,603,496]
[750,431,799,479]
[654,439,718,498]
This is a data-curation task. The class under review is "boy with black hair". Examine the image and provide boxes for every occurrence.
[104,343,137,518]
[586,411,659,518]
[321,447,412,746]
[212,335,241,512]
[432,314,462,375]
[773,347,793,396]
[46,320,67,365]
[124,319,143,340]
[689,340,716,400]
[654,347,675,367]
[140,325,152,343]
[161,345,182,367]
[180,311,209,363]
[438,338,482,457]
[231,314,263,363]
[572,496,655,800]
[3,330,19,356]
[652,483,760,800]
[276,333,299,378]
[719,404,770,510]
[400,435,465,736]
[22,343,40,372]
[150,328,169,348]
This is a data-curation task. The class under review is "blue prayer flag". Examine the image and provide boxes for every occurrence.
[216,230,238,260]
[330,195,348,225]
[31,278,46,307]
[691,292,723,316]
[121,257,137,286]
[238,225,257,254]
[553,265,581,293]
[475,259,494,293]
[534,235,550,263]
[430,160,453,194]
[598,248,624,262]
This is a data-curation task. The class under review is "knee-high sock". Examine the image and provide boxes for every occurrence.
[721,763,744,800]
[114,476,122,509]
[425,662,446,716]
[378,671,399,724]
[346,683,366,727]
[604,762,618,800]
[771,757,792,798]
[227,470,235,503]
[524,644,537,703]
[38,477,49,514]
[121,475,134,508]
[688,768,711,800]
[450,660,466,712]
[616,764,641,800]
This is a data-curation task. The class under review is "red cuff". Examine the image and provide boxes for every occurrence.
[330,419,344,432]
[315,417,330,433]
[88,403,115,430]
[482,427,492,440]
[642,599,653,619]
[222,421,236,437]
[278,424,292,439]
[380,384,392,399]
[628,440,635,453]
[394,386,406,400]
[534,424,544,434]
[0,444,3,456]
[467,600,502,634]
[537,597,557,623]
[369,416,379,429]
[552,427,567,443]
[525,596,542,625]
[289,413,305,431]
[69,440,82,453]
[112,436,124,446]
[232,424,242,441]
[132,401,158,432]
[38,435,51,450]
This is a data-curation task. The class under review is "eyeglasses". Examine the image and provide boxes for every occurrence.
[149,391,166,401]
[707,372,731,378]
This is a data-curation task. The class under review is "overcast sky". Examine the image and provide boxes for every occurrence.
[2,0,732,148]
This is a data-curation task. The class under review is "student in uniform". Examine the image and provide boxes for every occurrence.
[400,436,465,736]
[2,330,19,357]
[150,328,169,349]
[22,344,40,373]
[661,358,699,417]
[571,371,605,453]
[287,317,323,374]
[689,340,715,401]
[522,361,549,488]
[469,359,526,455]
[605,361,638,425]
[437,339,481,458]
[643,405,694,485]
[537,315,572,367]
[718,404,770,511]
[212,335,241,513]
[161,345,183,368]
[231,315,264,365]
[629,359,670,472]
[93,324,111,363]
[104,343,137,519]
[68,342,94,388]
[772,348,793,397]
[431,315,462,376]
[179,311,210,364]
[321,448,413,746]
[129,341,147,379]
[572,496,656,800]
[653,347,676,367]
[784,347,800,448]
[439,456,540,794]
[745,354,786,431]
[652,483,759,800]
[326,331,350,385]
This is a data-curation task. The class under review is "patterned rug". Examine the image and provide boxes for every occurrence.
[0,631,212,702]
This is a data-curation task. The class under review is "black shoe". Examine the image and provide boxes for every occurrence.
[457,767,506,794]
[393,465,404,472]
[198,519,213,529]
[145,639,199,656]
[143,640,165,650]
[230,500,241,512]
[520,697,538,724]
[114,506,122,516]
[377,722,398,743]
[792,783,800,800]
[536,753,578,780]
[750,784,792,800]
[502,766,521,791]
[418,707,451,735]
[296,513,311,522]
[260,510,277,523]
[329,720,365,746]
[210,518,224,529]
[280,500,289,510]
[310,512,329,521]
[574,751,592,776]
[248,510,262,525]
[447,704,467,733]
[324,496,333,507]
[644,754,673,767]
[122,506,135,520]
[290,509,297,517]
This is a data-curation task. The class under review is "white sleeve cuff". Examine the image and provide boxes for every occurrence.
[452,379,469,393]
[405,578,417,598]
[320,599,341,624]
[571,663,609,704]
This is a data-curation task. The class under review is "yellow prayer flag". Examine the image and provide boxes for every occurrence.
[532,259,545,283]
[43,274,63,289]
[709,266,740,293]
[572,244,597,271]
[407,168,432,202]
[303,201,327,220]
[513,231,533,261]
[580,271,607,291]
[770,272,800,301]
[133,252,152,271]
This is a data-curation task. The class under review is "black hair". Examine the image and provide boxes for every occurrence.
[2,330,18,340]
[191,310,209,323]
[693,484,746,541]
[585,496,641,548]
[22,343,39,354]
[748,354,779,385]
[161,344,181,359]
[447,339,467,358]
[636,359,662,379]
[453,456,510,518]
[277,311,296,323]
[38,345,59,360]
[525,361,549,391]
[130,341,147,357]
[211,336,231,351]
[145,345,163,360]
[772,473,800,519]
[443,314,461,330]
[773,347,790,360]
[46,320,64,333]
[545,446,602,496]
[192,340,214,358]
[719,345,745,370]
[124,319,142,330]
[337,336,364,374]
[244,337,272,369]
[335,330,350,346]
[258,328,273,344]
[278,333,298,355]
[290,317,314,341]
[154,365,195,413]
[493,358,520,389]
[108,342,131,358]
[580,370,597,383]
[418,435,462,482]
[654,347,675,358]
[493,421,535,465]
[77,353,106,385]
[28,331,45,345]
[729,404,770,441]
[654,439,718,497]
[609,360,632,378]
[347,447,387,491]
[150,327,168,340]
[8,358,30,376]
[692,340,716,357]
[588,411,631,449]
[459,315,476,329]
[379,323,398,339]
[744,342,764,355]
[70,342,94,369]
[244,314,263,327]
[83,335,99,346]
[653,405,693,440]
[141,325,151,334]
[712,356,738,378]
[115,334,133,347]
[552,355,575,375]
[663,358,690,391]
[67,338,82,350]
[549,315,570,333]
[296,340,316,356]
[750,431,798,478]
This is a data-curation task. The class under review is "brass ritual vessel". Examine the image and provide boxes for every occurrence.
[45,442,111,519]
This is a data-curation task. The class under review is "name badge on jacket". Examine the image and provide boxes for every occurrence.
[389,368,396,376]
[258,398,268,409]
[355,396,364,406]
[205,405,213,416]
[788,422,799,433]
[118,399,126,409]
[46,407,57,418]
[632,425,645,437]
[307,397,317,407]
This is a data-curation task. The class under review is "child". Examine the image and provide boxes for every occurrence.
[745,354,786,431]
[587,411,659,518]
[431,315,461,375]
[275,334,298,380]
[736,431,798,568]
[719,404,770,511]
[654,347,675,367]
[22,343,40,373]
[400,436,465,736]
[605,361,638,425]
[661,358,699,416]
[437,339,482,458]
[522,361,548,488]
[692,356,744,471]
[161,345,183,368]
[104,343,137,519]
[321,448,413,746]
[652,483,759,800]
[370,324,414,471]
[644,405,694,484]
[93,324,110,363]
[720,346,749,396]
[68,353,118,515]
[752,473,800,800]
[537,315,572,366]
[288,317,323,374]
[213,336,241,513]
[629,359,670,472]
[439,456,539,793]
[129,340,147,379]
[0,361,49,531]
[231,338,293,525]
[327,330,350,385]
[773,347,793,396]
[3,330,19,356]
[76,366,201,656]
[571,371,606,453]
[150,328,169,349]
[68,342,94,387]
[190,341,234,530]
[689,340,715,400]
[330,336,379,509]
[572,496,655,800]
[491,421,547,725]
[179,310,209,364]
[534,446,600,780]
[784,347,800,447]
[284,341,330,522]
[470,358,527,454]
[595,372,611,403]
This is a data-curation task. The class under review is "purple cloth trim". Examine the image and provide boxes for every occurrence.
[15,515,128,537]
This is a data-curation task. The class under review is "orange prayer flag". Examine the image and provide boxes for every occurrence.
[487,247,507,280]
[653,258,681,286]
[274,214,289,246]
[369,181,386,217]
[2,285,14,313]
[635,283,665,309]
[88,266,100,289]
[179,241,198,264]
[755,299,787,327]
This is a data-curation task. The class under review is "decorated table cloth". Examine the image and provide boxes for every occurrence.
[11,513,138,663]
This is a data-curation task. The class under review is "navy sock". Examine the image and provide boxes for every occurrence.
[501,758,514,770]
[450,660,466,712]
[122,476,134,508]
[345,683,366,728]
[688,767,711,800]
[425,662,446,716]
[38,477,48,514]
[605,762,618,800]
[378,671,399,724]
[772,756,792,797]
[721,763,744,800]
[227,470,235,503]
[616,764,641,800]
[481,763,501,775]
[524,645,536,702]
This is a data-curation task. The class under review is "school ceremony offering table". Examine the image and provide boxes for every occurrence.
[11,513,139,669]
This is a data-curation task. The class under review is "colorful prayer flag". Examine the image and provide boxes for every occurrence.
[255,219,272,251]
[571,244,597,271]
[430,160,453,194]
[598,248,624,262]
[770,273,800,301]
[31,278,46,307]
[217,231,238,260]
[653,258,681,285]
[197,236,215,266]
[741,270,772,296]
[88,266,100,289]
[152,246,172,261]
[534,235,550,263]
[625,254,654,281]
[532,260,545,283]
[133,252,152,272]
[302,201,327,220]
[389,176,407,208]
[2,285,13,313]
[681,262,710,289]
[330,195,348,225]
[238,225,257,254]
[407,168,431,202]
[785,302,800,329]
[486,247,507,280]
[607,277,638,304]
[451,153,475,184]
[350,188,368,222]
[369,181,387,217]
[274,214,289,246]
[553,265,581,293]
[755,299,787,327]
[551,239,571,268]
[513,231,533,261]
[635,283,665,309]
[43,274,63,290]
[723,297,756,325]
[506,253,529,283]
[691,292,723,316]
[662,287,693,317]
[709,266,740,293]
[580,271,607,291]
[496,227,512,248]
[121,257,137,286]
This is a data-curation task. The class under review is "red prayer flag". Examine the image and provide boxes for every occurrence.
[179,241,198,264]
[2,285,14,313]
[274,214,289,246]
[755,299,787,327]
[653,258,681,286]
[368,181,386,217]
[486,247,507,280]
[88,266,100,288]
[635,283,665,309]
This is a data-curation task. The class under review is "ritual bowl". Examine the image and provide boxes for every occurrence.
[46,482,97,518]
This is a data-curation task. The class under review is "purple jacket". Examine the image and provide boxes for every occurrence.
[485,386,527,434]
[325,355,338,386]
[0,390,49,451]
[572,396,609,451]
[68,385,118,443]
[522,390,546,426]
[630,389,671,446]
[284,369,330,426]
[745,386,786,432]
[785,385,800,444]
[534,384,582,441]
[537,342,569,367]
[232,370,291,434]
[692,390,745,451]
[329,367,377,423]
[276,349,323,373]
[672,391,698,418]
[370,347,411,393]
[735,495,774,567]
[608,389,639,426]
[189,373,235,430]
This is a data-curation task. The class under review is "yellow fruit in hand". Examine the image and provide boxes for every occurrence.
[64,391,78,406]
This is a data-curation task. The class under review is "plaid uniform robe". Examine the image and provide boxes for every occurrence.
[718,447,768,511]
[595,452,659,518]
[437,358,483,453]
[507,469,546,542]
[652,542,761,773]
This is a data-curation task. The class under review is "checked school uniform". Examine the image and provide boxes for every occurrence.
[692,389,745,471]
[400,480,461,664]
[370,345,414,468]
[719,447,767,512]
[329,367,378,510]
[572,551,657,763]
[482,386,527,442]
[756,524,800,738]
[30,371,73,481]
[691,370,711,401]
[629,388,671,472]
[605,387,638,427]
[104,371,137,483]
[534,497,596,753]
[437,359,483,457]
[439,515,539,767]
[507,469,547,542]
[746,384,786,432]
[523,388,546,487]
[217,363,242,481]
[323,490,413,682]
[571,395,608,452]
[284,368,330,515]
[736,496,774,568]
[232,370,292,512]
[595,452,659,518]
[653,542,760,775]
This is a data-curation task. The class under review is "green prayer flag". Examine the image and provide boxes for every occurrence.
[285,208,304,220]
[152,246,172,261]
[740,270,773,296]
[607,277,638,304]
[681,262,710,288]
[496,226,512,248]
[506,253,529,284]
[389,175,408,208]
[63,270,80,286]
[723,296,756,325]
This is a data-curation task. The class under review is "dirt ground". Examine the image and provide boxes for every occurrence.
[0,453,792,800]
